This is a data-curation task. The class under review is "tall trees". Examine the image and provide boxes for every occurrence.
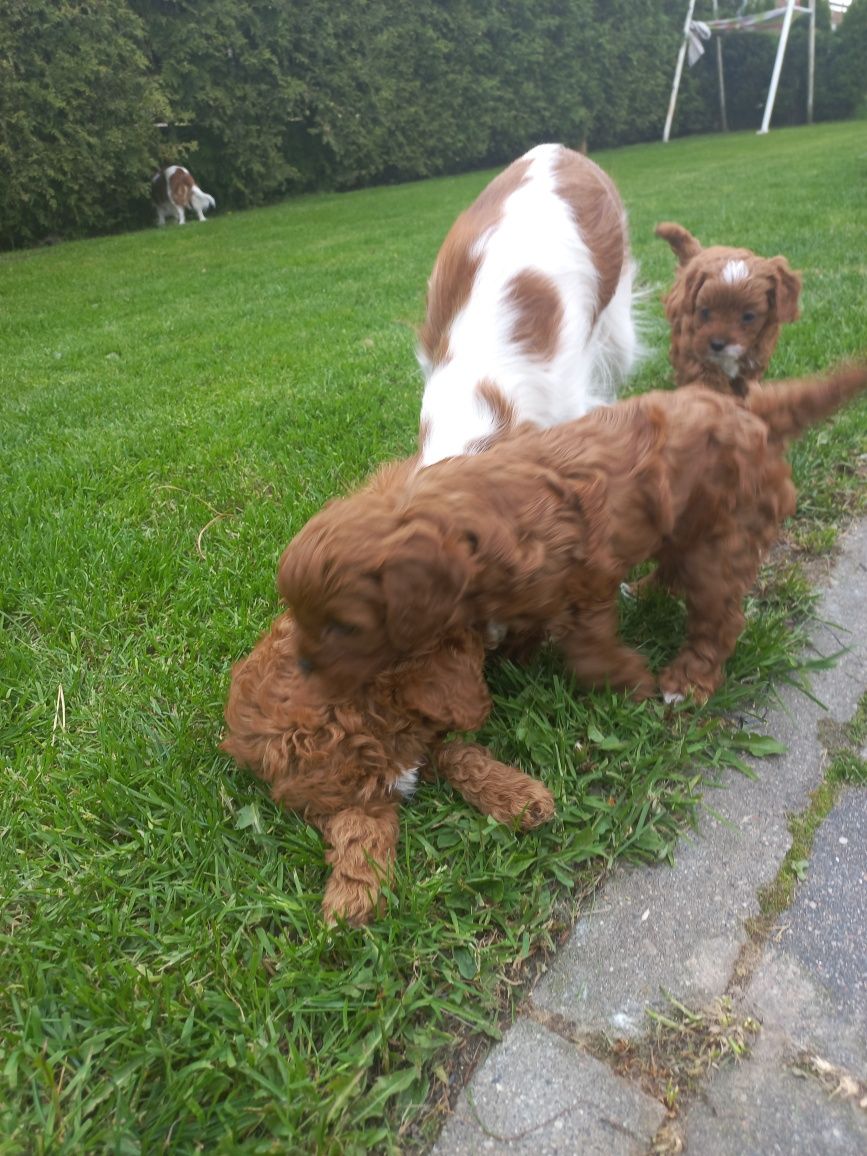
[0,1,166,247]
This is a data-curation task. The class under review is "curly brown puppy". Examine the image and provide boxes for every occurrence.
[278,364,866,707]
[656,221,801,398]
[222,613,555,926]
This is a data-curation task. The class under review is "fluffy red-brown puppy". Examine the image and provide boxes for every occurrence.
[222,612,555,926]
[656,221,801,398]
[278,364,866,707]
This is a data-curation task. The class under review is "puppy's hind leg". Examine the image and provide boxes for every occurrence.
[316,804,400,926]
[436,741,555,829]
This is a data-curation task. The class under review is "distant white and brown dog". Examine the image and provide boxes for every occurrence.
[417,143,640,465]
[151,165,215,227]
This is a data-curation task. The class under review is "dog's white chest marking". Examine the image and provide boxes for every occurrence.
[392,766,420,798]
[719,353,741,378]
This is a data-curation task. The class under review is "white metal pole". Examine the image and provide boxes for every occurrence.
[759,0,798,134]
[663,0,699,143]
[807,0,816,125]
[712,0,729,132]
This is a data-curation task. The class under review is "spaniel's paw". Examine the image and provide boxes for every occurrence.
[621,569,669,602]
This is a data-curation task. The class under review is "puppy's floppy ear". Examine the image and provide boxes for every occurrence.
[563,467,619,574]
[655,221,703,267]
[398,634,491,732]
[764,256,801,324]
[380,525,471,653]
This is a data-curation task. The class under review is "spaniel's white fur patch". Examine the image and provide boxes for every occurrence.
[418,143,639,466]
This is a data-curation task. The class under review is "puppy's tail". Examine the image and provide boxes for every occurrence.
[748,362,867,447]
[655,221,702,266]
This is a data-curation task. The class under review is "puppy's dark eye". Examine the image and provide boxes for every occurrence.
[741,311,756,323]
[699,307,711,322]
[324,619,359,638]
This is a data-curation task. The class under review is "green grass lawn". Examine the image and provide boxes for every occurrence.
[2,121,866,1154]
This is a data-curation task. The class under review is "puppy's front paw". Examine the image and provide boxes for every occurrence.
[628,672,659,703]
[321,872,383,927]
[658,663,715,706]
[512,781,556,830]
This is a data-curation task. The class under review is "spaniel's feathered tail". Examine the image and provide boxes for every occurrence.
[749,362,867,447]
[190,185,215,214]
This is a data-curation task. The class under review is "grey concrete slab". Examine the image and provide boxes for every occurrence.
[683,1028,867,1156]
[431,1017,665,1156]
[784,788,867,1024]
[745,787,867,1079]
[531,723,813,1036]
[809,520,867,722]
[532,519,867,1037]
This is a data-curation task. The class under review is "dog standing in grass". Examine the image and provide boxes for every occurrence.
[151,165,215,226]
[279,363,867,707]
[418,143,640,465]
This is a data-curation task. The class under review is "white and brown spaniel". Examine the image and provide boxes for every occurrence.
[151,165,215,226]
[417,143,639,465]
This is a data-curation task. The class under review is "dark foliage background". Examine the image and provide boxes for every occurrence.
[0,0,863,247]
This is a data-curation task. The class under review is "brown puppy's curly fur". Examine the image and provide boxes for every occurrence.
[656,221,801,398]
[222,613,554,926]
[278,364,867,707]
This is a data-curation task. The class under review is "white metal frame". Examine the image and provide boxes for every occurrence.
[663,0,816,142]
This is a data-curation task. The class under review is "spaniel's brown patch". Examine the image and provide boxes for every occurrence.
[506,270,564,360]
[419,158,532,369]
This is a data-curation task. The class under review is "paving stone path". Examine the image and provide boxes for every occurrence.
[433,518,867,1156]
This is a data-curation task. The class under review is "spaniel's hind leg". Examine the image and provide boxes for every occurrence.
[622,558,683,601]
[657,536,758,704]
[316,804,400,926]
[436,741,555,829]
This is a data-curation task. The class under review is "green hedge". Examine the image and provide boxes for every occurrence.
[1,0,864,247]
[0,1,167,248]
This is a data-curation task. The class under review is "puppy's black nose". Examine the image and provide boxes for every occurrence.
[709,338,727,352]
[298,657,314,675]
